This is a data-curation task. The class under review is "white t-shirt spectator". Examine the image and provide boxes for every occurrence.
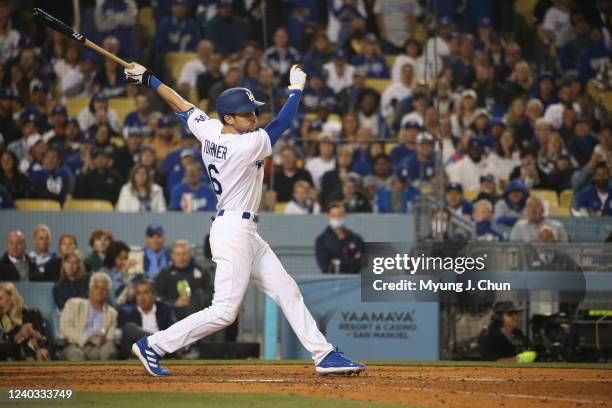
[488,152,521,182]
[284,200,321,215]
[54,60,84,97]
[0,25,20,64]
[138,304,159,333]
[326,0,367,43]
[543,6,574,47]
[77,107,121,133]
[446,156,494,191]
[116,183,167,212]
[373,0,422,48]
[381,81,411,118]
[323,62,355,94]
[178,58,207,90]
[543,102,582,129]
[305,157,336,189]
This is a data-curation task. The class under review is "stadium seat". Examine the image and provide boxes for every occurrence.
[529,189,558,206]
[63,199,114,212]
[365,79,391,94]
[548,205,570,217]
[66,97,89,119]
[384,143,398,154]
[560,189,574,208]
[275,203,287,213]
[108,97,135,125]
[165,52,197,83]
[14,199,61,211]
[464,190,479,201]
[137,6,156,38]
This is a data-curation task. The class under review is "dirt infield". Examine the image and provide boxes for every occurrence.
[2,363,611,407]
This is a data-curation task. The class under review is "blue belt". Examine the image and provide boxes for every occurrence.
[212,210,259,223]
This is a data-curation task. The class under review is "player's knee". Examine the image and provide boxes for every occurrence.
[214,304,239,326]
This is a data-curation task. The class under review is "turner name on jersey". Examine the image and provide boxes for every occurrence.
[186,108,272,213]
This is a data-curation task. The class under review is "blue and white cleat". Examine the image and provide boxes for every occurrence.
[315,348,366,375]
[132,337,171,377]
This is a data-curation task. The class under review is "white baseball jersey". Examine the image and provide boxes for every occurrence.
[186,108,272,213]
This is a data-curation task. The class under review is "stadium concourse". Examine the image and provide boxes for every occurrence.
[1,0,612,370]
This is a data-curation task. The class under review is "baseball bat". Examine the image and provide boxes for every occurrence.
[32,8,132,69]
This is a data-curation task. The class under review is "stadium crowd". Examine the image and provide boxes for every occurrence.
[1,0,612,360]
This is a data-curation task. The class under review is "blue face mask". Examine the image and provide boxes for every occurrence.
[329,218,345,229]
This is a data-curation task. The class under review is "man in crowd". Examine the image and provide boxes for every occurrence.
[573,162,612,216]
[143,224,171,280]
[272,145,314,203]
[74,145,123,204]
[118,280,176,359]
[315,202,365,274]
[59,272,118,361]
[0,230,38,281]
[169,162,216,212]
[510,196,569,242]
[446,137,493,191]
[154,240,214,320]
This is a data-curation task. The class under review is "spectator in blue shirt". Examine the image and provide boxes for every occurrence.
[557,13,591,72]
[143,224,171,280]
[473,199,505,241]
[170,162,216,212]
[397,132,436,185]
[264,27,301,76]
[164,148,206,200]
[577,26,611,84]
[567,117,599,167]
[302,69,337,113]
[28,148,72,204]
[573,162,612,216]
[123,94,153,138]
[94,0,138,59]
[375,176,420,213]
[302,32,334,74]
[390,121,419,168]
[445,183,474,219]
[201,0,248,57]
[155,0,199,53]
[350,33,390,78]
[0,183,14,209]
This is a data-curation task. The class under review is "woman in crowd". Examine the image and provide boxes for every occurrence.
[116,163,166,212]
[0,150,29,199]
[45,234,79,282]
[538,131,576,175]
[489,129,521,182]
[52,251,89,310]
[451,89,478,142]
[101,240,133,306]
[0,283,49,361]
[84,229,113,272]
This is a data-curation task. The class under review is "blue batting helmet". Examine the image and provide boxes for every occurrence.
[216,87,265,120]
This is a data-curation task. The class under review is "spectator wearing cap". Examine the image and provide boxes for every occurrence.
[450,89,478,141]
[164,148,202,194]
[474,173,499,205]
[316,202,365,273]
[0,151,29,200]
[375,175,420,213]
[8,110,42,162]
[397,132,435,185]
[27,224,57,280]
[323,50,355,95]
[28,148,72,204]
[0,89,20,146]
[272,145,314,203]
[543,151,575,194]
[118,279,176,358]
[350,34,390,79]
[170,162,216,212]
[474,17,494,50]
[390,121,419,168]
[572,162,612,217]
[19,134,46,174]
[94,0,137,59]
[480,302,529,361]
[494,179,529,227]
[145,117,181,163]
[74,145,122,204]
[567,117,598,167]
[510,196,568,242]
[28,82,51,130]
[43,105,68,145]
[116,163,167,212]
[489,129,520,182]
[445,183,474,218]
[142,225,171,280]
[514,99,544,149]
[469,109,493,146]
[446,137,493,191]
[449,35,476,89]
[77,94,120,133]
[397,90,428,131]
[0,230,37,282]
[543,82,581,130]
[201,0,247,57]
[123,94,152,138]
[284,180,321,215]
[264,27,301,77]
[380,63,414,119]
[473,199,505,241]
[302,69,337,113]
[374,0,422,53]
[305,134,336,189]
[154,0,198,54]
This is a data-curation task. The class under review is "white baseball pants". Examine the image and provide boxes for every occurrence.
[147,213,333,363]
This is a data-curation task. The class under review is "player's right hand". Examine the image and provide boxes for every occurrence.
[288,65,307,91]
[125,62,153,87]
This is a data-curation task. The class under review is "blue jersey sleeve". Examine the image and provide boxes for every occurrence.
[264,90,302,146]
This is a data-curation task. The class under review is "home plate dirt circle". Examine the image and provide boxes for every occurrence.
[2,364,611,407]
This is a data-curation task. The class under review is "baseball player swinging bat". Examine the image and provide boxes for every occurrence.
[33,8,132,69]
[118,60,364,374]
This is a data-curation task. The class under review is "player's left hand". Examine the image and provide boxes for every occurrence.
[125,62,154,87]
[288,65,307,91]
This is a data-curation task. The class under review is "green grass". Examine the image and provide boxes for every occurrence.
[7,391,413,408]
[1,359,611,370]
